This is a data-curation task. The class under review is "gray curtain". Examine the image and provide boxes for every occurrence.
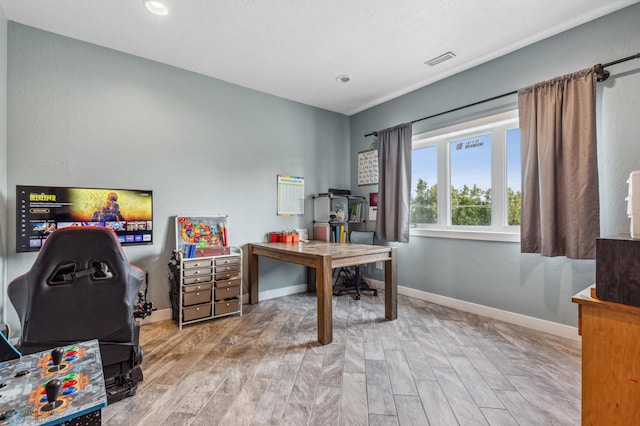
[517,67,600,259]
[375,122,413,243]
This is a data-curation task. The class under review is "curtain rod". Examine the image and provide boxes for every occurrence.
[365,52,640,137]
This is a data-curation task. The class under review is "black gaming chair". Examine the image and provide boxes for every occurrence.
[8,226,145,403]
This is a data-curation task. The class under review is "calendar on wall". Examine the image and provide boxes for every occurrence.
[277,175,305,216]
[358,149,378,186]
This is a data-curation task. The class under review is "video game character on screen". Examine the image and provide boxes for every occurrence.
[91,192,125,222]
[16,185,153,252]
[32,222,57,235]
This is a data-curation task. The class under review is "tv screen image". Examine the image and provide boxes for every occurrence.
[17,185,153,252]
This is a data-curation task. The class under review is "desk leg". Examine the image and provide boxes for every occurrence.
[317,256,333,344]
[385,247,397,320]
[249,247,259,305]
[307,267,316,293]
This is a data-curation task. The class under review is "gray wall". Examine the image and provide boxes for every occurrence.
[0,8,7,325]
[2,4,640,332]
[3,23,350,331]
[350,3,640,327]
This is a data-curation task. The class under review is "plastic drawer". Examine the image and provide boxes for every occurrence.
[214,265,239,274]
[214,284,240,301]
[214,299,240,316]
[183,289,212,306]
[183,259,213,269]
[215,278,240,288]
[214,256,240,266]
[214,271,240,281]
[183,282,213,293]
[183,303,212,322]
[183,275,213,285]
[183,268,213,277]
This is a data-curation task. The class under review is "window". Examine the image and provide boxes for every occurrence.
[410,110,520,241]
[411,145,438,224]
[450,133,492,226]
[506,128,521,226]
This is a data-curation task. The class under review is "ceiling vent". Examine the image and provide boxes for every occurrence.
[425,52,456,67]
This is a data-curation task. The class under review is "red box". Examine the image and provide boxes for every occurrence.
[196,247,230,257]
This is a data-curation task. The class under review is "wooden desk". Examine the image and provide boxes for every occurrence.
[248,240,397,344]
[572,285,640,425]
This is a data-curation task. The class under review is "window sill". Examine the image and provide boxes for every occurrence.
[410,228,520,242]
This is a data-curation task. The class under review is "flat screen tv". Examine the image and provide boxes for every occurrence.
[16,185,153,253]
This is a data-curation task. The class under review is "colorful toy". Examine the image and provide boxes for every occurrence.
[177,217,222,247]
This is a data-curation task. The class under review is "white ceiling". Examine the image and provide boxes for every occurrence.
[0,0,638,115]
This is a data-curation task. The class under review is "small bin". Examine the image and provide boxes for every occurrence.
[214,284,239,301]
[183,268,213,277]
[183,275,213,285]
[214,299,240,316]
[183,282,213,293]
[183,259,213,269]
[215,271,240,281]
[214,256,240,266]
[183,303,212,322]
[183,289,212,306]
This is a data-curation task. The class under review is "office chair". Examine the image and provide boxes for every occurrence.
[332,230,378,300]
[8,226,145,403]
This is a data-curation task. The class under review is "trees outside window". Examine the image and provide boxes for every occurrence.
[410,110,520,239]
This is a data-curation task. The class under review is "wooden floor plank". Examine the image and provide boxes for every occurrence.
[104,292,580,425]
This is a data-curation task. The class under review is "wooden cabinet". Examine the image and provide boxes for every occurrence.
[170,247,242,329]
[572,285,640,425]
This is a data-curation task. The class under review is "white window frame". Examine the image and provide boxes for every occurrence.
[411,110,520,242]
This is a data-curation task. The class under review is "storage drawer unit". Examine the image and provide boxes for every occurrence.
[172,247,242,328]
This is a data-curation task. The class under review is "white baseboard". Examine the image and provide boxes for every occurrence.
[259,284,308,301]
[141,284,309,326]
[139,308,172,325]
[150,281,580,341]
[368,279,580,341]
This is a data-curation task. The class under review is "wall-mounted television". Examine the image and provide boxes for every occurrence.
[16,185,153,253]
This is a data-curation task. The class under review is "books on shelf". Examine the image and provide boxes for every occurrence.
[334,201,346,222]
[183,243,196,258]
[314,224,330,241]
[314,224,347,242]
[349,202,363,222]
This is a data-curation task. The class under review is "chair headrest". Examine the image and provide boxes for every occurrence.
[350,231,374,245]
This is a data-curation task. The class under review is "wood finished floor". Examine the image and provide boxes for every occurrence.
[102,292,581,425]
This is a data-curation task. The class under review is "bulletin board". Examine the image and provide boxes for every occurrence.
[277,175,305,216]
[358,149,378,186]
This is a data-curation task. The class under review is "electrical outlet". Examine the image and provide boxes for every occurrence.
[376,261,383,270]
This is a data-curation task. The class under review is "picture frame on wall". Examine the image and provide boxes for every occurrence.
[358,149,378,186]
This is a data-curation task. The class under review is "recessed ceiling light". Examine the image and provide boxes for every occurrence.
[425,52,456,67]
[335,75,351,83]
[144,0,169,16]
